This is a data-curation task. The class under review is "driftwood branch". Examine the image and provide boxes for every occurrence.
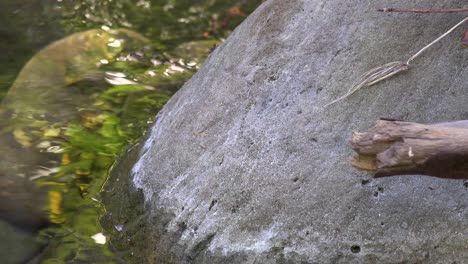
[350,120,468,179]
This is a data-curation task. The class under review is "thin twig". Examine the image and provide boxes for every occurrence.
[378,8,468,14]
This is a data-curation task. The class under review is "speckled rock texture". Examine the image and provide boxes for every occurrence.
[103,0,468,263]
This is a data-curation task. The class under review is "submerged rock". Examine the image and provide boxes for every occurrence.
[103,0,468,263]
[3,28,149,116]
[0,28,149,231]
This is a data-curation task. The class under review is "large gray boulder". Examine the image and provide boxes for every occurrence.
[102,0,468,263]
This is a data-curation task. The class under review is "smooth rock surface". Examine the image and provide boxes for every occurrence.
[103,0,468,263]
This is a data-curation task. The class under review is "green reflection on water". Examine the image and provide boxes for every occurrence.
[0,0,262,262]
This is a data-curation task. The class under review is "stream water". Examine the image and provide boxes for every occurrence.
[0,0,261,263]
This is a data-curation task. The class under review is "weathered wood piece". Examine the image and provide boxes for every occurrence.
[350,120,468,179]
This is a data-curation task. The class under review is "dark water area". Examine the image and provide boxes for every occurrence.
[0,0,261,263]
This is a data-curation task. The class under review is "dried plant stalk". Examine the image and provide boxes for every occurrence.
[324,62,408,107]
[325,16,468,107]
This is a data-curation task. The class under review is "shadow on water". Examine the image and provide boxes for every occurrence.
[0,0,262,263]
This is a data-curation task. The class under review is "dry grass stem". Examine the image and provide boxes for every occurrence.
[406,16,468,64]
[325,16,468,108]
[324,62,408,107]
